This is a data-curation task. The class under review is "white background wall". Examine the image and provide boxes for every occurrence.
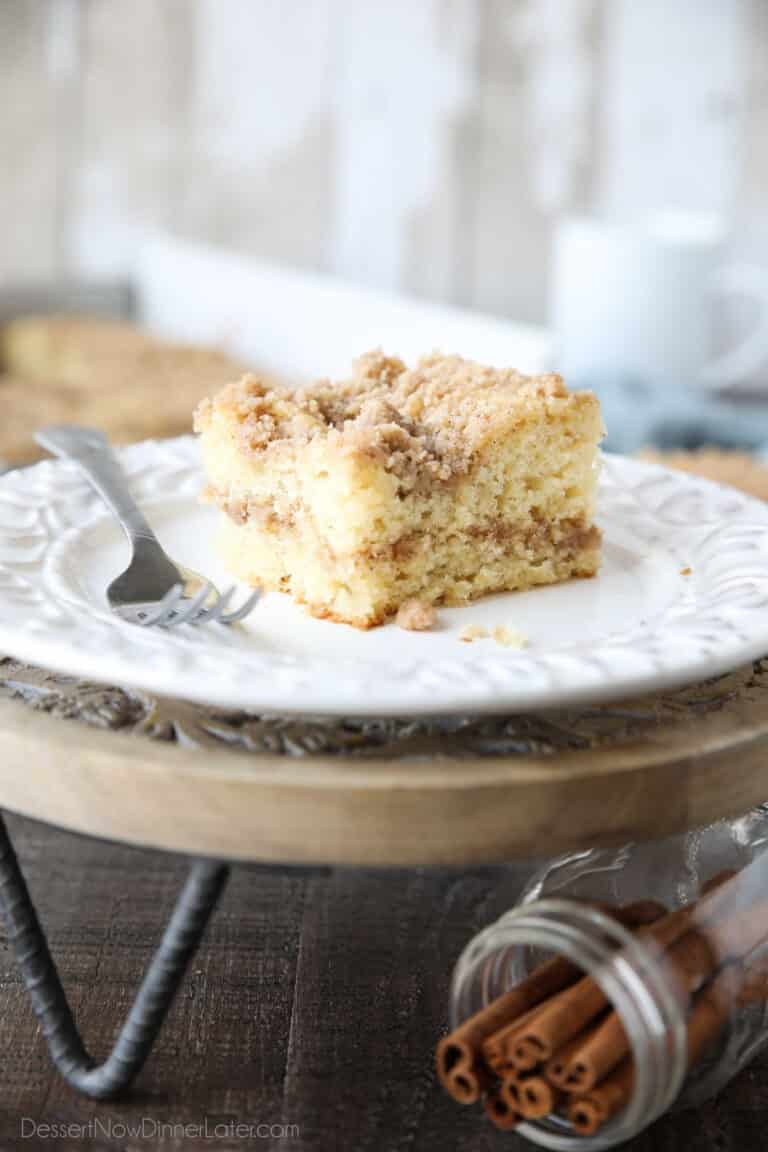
[1,0,766,324]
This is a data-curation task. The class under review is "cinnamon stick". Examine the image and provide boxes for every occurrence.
[511,973,610,1068]
[567,1058,634,1136]
[436,954,578,1103]
[544,1024,605,1088]
[507,901,678,1070]
[502,1073,558,1119]
[483,1088,521,1131]
[701,869,739,896]
[686,965,743,1067]
[616,899,670,925]
[636,869,739,955]
[689,949,768,1068]
[556,875,747,1132]
[551,1010,628,1093]
[555,926,718,1093]
[481,1004,547,1072]
[437,866,768,1138]
[437,899,663,1102]
[668,928,720,995]
[439,1058,496,1105]
[525,875,737,1081]
[686,868,758,940]
[438,873,755,1133]
[705,901,768,967]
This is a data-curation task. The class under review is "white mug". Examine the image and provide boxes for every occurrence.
[551,214,768,392]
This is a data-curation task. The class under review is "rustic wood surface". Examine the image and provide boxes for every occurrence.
[0,812,763,1151]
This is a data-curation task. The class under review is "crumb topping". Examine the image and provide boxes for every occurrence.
[196,350,585,487]
[396,599,437,631]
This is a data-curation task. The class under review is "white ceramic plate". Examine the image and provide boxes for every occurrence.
[1,437,767,717]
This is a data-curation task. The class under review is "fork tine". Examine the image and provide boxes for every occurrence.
[218,588,261,624]
[204,585,235,623]
[166,582,213,627]
[120,583,258,630]
[139,584,183,627]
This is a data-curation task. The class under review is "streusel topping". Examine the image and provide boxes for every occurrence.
[194,350,580,485]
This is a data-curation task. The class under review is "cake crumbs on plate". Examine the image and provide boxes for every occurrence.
[459,623,528,646]
[459,625,489,643]
[396,599,437,631]
[492,625,528,649]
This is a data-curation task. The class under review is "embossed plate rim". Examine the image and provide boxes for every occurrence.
[0,437,767,717]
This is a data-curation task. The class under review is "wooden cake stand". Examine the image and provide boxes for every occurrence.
[1,658,767,865]
[0,655,767,1101]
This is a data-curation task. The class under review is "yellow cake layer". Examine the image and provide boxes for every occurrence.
[216,514,600,627]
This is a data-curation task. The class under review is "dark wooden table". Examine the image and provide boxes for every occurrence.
[0,815,764,1151]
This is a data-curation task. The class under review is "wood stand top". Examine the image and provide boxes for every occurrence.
[0,657,766,865]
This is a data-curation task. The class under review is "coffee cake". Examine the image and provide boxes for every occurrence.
[195,351,603,628]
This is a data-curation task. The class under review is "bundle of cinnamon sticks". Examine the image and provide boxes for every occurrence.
[436,868,768,1137]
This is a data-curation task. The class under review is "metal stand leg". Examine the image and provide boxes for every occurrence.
[0,812,229,1100]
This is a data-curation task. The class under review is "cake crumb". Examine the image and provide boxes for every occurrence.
[396,599,437,631]
[680,566,692,576]
[493,625,528,649]
[459,625,490,643]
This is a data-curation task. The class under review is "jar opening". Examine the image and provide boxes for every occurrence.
[450,900,688,1150]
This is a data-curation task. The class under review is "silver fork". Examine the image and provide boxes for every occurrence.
[35,425,260,627]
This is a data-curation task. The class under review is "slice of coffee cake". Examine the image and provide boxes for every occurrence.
[195,351,603,628]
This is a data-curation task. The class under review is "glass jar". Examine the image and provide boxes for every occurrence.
[448,807,768,1149]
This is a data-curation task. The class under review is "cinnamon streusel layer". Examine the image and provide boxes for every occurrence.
[195,351,604,628]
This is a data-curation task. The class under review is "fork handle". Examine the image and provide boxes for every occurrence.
[35,425,160,549]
